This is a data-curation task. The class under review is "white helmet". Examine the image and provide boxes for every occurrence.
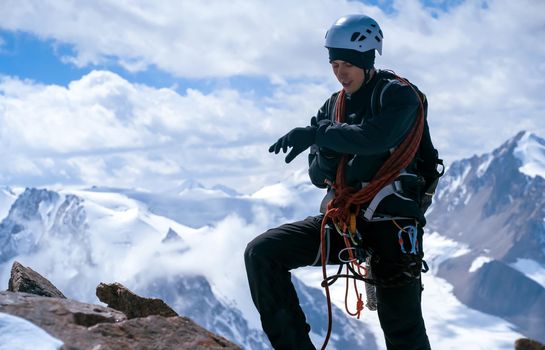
[325,15,383,55]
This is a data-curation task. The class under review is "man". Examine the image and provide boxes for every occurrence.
[245,14,437,350]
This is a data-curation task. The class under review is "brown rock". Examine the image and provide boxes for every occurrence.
[8,261,66,298]
[515,338,545,350]
[84,315,241,350]
[96,282,178,319]
[0,291,242,350]
[0,291,126,328]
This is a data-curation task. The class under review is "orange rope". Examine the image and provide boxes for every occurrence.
[319,72,425,350]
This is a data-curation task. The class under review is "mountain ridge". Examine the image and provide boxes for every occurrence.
[428,130,545,342]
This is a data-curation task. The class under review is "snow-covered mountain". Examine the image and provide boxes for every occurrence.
[0,176,374,350]
[2,132,543,348]
[0,188,90,269]
[428,131,545,342]
[0,187,17,220]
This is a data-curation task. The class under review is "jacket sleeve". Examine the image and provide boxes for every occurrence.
[314,81,420,155]
[308,97,340,188]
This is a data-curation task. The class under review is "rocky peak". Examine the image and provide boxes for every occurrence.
[6,187,60,221]
[161,227,183,243]
[428,131,545,343]
[8,261,66,298]
[429,131,545,262]
[0,188,88,264]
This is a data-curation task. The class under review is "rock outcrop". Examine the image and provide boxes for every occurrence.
[0,291,126,328]
[0,261,241,350]
[8,261,66,298]
[515,338,545,350]
[96,282,178,319]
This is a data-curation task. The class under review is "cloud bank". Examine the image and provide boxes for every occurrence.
[0,0,544,192]
[0,71,331,192]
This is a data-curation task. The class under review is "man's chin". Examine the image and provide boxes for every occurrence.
[342,82,363,94]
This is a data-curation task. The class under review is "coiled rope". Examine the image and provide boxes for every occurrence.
[319,71,425,350]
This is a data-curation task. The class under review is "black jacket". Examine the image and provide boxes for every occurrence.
[308,70,426,222]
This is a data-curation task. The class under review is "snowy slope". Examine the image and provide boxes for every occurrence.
[0,187,17,222]
[0,176,529,349]
[0,312,63,350]
[0,181,373,349]
[514,131,545,179]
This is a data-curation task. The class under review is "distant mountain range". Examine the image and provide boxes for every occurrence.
[2,131,544,348]
[0,180,372,349]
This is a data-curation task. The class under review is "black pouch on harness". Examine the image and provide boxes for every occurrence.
[396,174,426,203]
[414,133,444,214]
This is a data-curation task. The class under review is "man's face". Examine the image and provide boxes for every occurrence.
[331,60,365,94]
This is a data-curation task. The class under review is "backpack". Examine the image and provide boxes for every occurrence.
[370,70,444,214]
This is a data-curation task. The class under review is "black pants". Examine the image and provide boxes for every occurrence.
[244,215,431,350]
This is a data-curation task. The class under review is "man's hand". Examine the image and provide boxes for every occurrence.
[269,121,317,163]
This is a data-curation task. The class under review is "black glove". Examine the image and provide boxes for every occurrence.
[269,117,318,163]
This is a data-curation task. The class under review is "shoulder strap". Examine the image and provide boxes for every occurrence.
[370,70,428,118]
[327,92,340,122]
[370,70,395,117]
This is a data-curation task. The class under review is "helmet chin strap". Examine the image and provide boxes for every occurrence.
[363,68,375,85]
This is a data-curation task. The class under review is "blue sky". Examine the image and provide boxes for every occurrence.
[0,29,233,95]
[0,0,544,192]
[0,0,466,92]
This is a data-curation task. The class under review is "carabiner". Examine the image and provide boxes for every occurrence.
[398,225,419,255]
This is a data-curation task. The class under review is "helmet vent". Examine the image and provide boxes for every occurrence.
[379,29,384,38]
[374,35,381,42]
[366,29,372,34]
[350,32,361,41]
[358,35,367,41]
[370,24,377,28]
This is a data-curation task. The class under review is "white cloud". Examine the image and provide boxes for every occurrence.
[0,74,146,153]
[0,0,370,79]
[1,0,545,190]
[376,0,545,160]
[0,71,330,192]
